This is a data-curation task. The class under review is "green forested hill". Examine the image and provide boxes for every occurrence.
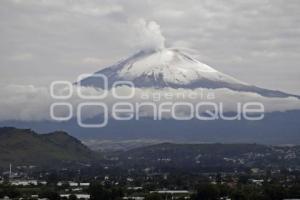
[0,127,99,168]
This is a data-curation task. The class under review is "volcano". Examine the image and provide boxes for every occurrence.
[78,48,299,99]
[9,47,300,144]
[2,48,299,145]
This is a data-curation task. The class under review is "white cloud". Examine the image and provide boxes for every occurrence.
[0,0,299,94]
[10,53,34,61]
[0,84,300,121]
[70,3,123,16]
[82,57,104,66]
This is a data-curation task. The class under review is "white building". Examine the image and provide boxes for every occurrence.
[60,194,90,199]
[10,180,38,186]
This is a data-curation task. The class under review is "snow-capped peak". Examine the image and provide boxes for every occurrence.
[77,48,300,99]
[79,48,245,87]
[118,48,219,85]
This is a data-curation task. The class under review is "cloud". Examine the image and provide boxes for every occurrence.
[0,0,300,94]
[70,3,123,16]
[9,53,34,61]
[0,85,51,121]
[82,57,104,66]
[0,84,300,121]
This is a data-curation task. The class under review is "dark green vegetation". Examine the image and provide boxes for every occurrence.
[1,127,300,199]
[1,179,300,200]
[0,127,100,168]
[1,127,300,171]
[190,183,300,200]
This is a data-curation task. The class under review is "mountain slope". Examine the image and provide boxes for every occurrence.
[78,48,299,99]
[0,127,100,168]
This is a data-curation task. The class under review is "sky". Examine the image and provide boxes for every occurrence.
[0,0,300,94]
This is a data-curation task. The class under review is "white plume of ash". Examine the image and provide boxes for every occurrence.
[134,18,166,51]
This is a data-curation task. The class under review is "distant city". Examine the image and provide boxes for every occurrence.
[1,128,300,200]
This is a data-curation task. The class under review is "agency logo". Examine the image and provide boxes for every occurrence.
[50,74,265,128]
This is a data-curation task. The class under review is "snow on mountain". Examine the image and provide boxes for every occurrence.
[77,48,300,99]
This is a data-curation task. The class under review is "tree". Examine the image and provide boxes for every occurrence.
[88,182,123,200]
[69,194,77,200]
[192,184,219,200]
[145,193,164,200]
[39,188,60,200]
[0,184,20,199]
